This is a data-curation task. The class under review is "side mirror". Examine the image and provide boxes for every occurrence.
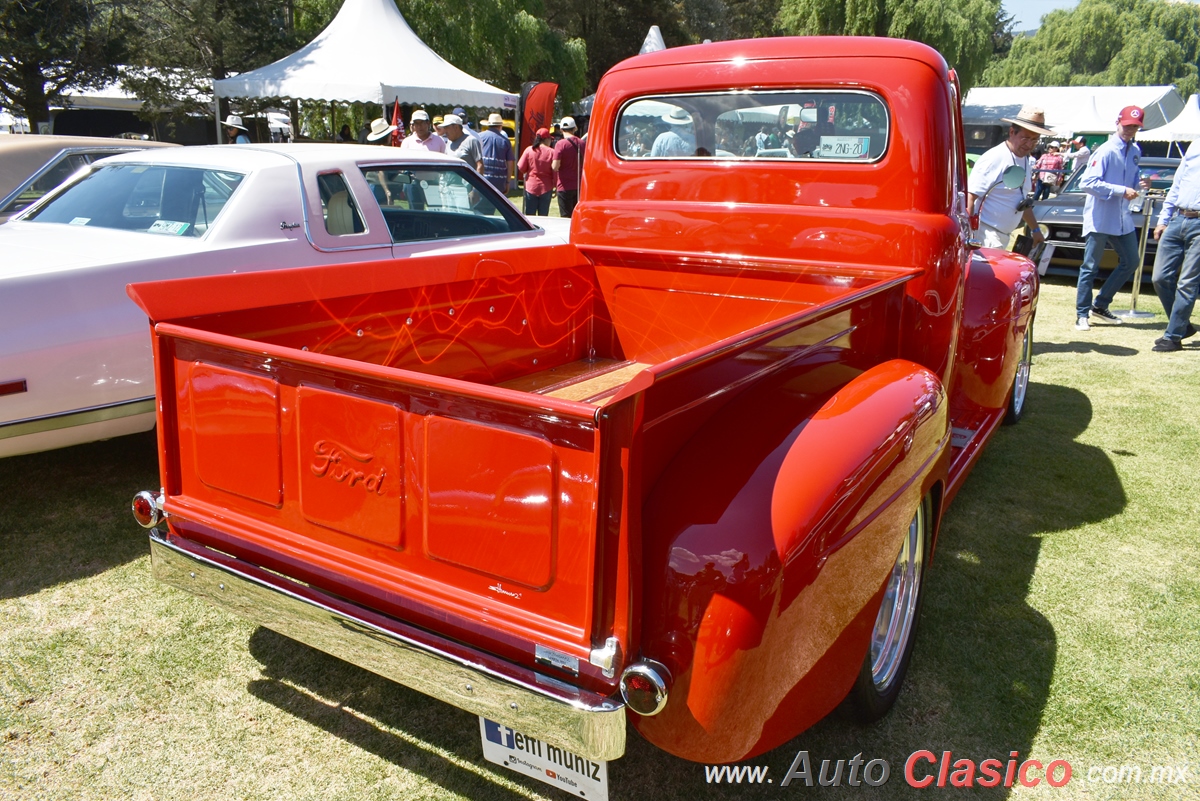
[1002,164,1026,189]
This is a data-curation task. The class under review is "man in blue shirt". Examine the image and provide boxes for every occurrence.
[1074,106,1145,331]
[1149,138,1200,351]
[478,113,515,196]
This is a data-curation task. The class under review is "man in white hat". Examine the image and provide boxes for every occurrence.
[479,112,515,195]
[650,107,696,157]
[552,116,585,217]
[442,114,483,171]
[365,117,397,145]
[967,104,1052,250]
[399,110,445,153]
[223,114,250,145]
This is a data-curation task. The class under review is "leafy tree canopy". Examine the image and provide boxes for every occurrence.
[0,0,134,125]
[775,0,1010,90]
[981,0,1200,97]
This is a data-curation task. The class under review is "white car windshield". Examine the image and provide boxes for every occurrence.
[24,164,245,237]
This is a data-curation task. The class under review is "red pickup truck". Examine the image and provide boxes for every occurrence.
[129,36,1036,794]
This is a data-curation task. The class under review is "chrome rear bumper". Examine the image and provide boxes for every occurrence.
[149,530,626,760]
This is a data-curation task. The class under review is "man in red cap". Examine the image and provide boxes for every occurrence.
[1074,105,1145,331]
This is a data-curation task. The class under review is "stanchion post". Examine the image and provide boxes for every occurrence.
[1117,190,1160,319]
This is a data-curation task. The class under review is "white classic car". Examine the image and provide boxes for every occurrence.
[0,144,571,457]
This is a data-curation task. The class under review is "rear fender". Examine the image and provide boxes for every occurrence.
[634,359,948,763]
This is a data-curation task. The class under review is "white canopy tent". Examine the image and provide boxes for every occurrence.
[213,0,516,110]
[962,85,1184,136]
[1138,93,1200,155]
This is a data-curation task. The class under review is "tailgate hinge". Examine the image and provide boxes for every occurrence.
[589,637,620,678]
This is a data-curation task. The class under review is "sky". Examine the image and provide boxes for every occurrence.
[1004,0,1080,31]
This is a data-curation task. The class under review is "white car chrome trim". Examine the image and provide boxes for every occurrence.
[0,396,155,440]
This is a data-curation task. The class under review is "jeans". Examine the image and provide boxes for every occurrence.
[1151,216,1200,339]
[523,191,551,216]
[1076,231,1140,317]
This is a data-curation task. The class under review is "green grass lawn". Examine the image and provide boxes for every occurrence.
[1,277,1197,800]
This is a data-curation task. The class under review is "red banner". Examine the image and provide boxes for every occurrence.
[520,82,559,155]
[390,99,404,146]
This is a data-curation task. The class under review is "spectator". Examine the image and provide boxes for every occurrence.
[399,110,445,153]
[479,112,515,196]
[650,108,695,157]
[1074,105,1146,331]
[442,114,483,171]
[336,124,354,143]
[1034,141,1065,200]
[552,116,585,217]
[518,127,555,215]
[223,114,250,145]
[966,104,1051,249]
[1149,137,1200,351]
[1065,136,1091,174]
[365,117,397,145]
[454,107,480,139]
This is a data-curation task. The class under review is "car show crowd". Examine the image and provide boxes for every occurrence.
[969,100,1200,353]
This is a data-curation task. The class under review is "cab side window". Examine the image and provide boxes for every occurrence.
[318,172,364,236]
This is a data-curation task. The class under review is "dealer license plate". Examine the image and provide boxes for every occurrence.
[479,717,609,801]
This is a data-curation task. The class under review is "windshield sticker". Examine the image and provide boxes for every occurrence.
[818,136,871,159]
[131,166,148,173]
[69,217,90,226]
[148,220,191,236]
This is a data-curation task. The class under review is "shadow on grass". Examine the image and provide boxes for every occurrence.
[240,382,1125,800]
[0,430,159,600]
[1033,341,1140,356]
[247,629,548,799]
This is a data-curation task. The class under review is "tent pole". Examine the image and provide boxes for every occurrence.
[213,91,222,144]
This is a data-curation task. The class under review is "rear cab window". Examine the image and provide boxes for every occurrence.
[616,90,890,162]
[358,163,531,243]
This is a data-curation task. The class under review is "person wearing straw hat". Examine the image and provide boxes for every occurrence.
[223,115,250,145]
[479,112,515,195]
[650,107,696,157]
[1073,105,1145,331]
[365,117,397,145]
[967,104,1052,250]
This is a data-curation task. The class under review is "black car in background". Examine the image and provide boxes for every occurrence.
[1033,156,1179,279]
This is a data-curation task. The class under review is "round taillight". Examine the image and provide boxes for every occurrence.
[620,660,670,716]
[131,491,161,528]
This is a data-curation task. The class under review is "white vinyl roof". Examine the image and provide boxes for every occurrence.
[1138,94,1200,142]
[962,85,1184,135]
[213,0,515,108]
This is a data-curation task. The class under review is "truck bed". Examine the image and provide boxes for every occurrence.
[130,246,918,696]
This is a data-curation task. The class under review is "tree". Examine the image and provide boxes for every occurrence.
[980,0,1200,97]
[542,0,692,92]
[775,0,1010,90]
[0,0,134,127]
[396,0,587,101]
[122,0,301,125]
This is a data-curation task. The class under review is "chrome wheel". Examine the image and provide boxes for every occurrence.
[1006,323,1033,424]
[868,503,926,693]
